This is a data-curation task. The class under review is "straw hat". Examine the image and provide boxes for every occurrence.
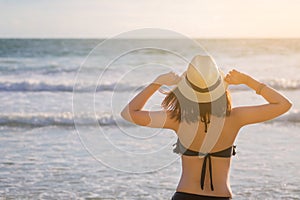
[177,55,228,103]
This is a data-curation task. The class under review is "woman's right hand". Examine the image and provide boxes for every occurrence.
[153,71,181,86]
[225,69,249,85]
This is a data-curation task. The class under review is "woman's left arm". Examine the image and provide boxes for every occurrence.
[121,72,181,130]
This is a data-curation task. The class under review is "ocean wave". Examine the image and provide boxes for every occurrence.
[0,81,74,92]
[0,81,139,92]
[265,78,300,90]
[0,78,298,92]
[0,64,80,75]
[228,78,300,91]
[0,113,127,127]
[275,110,300,123]
[0,110,298,128]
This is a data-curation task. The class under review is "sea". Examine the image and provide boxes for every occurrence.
[0,38,299,199]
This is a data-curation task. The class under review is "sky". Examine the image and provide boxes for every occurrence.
[0,0,300,38]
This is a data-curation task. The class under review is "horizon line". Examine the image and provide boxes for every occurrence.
[1,37,300,40]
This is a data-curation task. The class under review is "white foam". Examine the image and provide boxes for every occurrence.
[0,112,127,127]
[0,109,298,128]
[0,77,298,93]
[0,80,139,92]
[275,110,300,123]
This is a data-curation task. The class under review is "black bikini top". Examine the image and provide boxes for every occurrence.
[173,139,236,191]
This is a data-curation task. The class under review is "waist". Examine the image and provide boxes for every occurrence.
[176,181,232,198]
[172,191,231,200]
[177,160,232,198]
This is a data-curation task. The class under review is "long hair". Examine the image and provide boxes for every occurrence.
[161,87,232,132]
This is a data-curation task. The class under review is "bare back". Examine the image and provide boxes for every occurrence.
[174,109,242,198]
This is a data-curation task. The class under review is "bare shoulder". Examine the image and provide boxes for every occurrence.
[224,109,243,134]
[229,106,255,127]
[164,111,180,131]
[227,107,244,122]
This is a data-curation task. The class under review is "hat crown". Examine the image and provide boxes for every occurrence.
[177,54,227,103]
[186,55,219,88]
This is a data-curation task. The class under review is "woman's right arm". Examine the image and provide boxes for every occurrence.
[225,69,292,127]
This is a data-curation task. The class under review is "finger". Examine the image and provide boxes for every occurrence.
[229,71,236,76]
[174,72,180,77]
[180,71,187,78]
[225,75,231,82]
[232,69,240,75]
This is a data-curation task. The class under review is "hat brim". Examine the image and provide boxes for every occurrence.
[177,70,228,103]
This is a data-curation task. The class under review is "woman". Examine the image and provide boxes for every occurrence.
[121,55,292,199]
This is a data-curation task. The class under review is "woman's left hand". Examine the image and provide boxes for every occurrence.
[153,71,182,86]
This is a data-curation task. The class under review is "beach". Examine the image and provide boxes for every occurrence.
[0,39,299,199]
